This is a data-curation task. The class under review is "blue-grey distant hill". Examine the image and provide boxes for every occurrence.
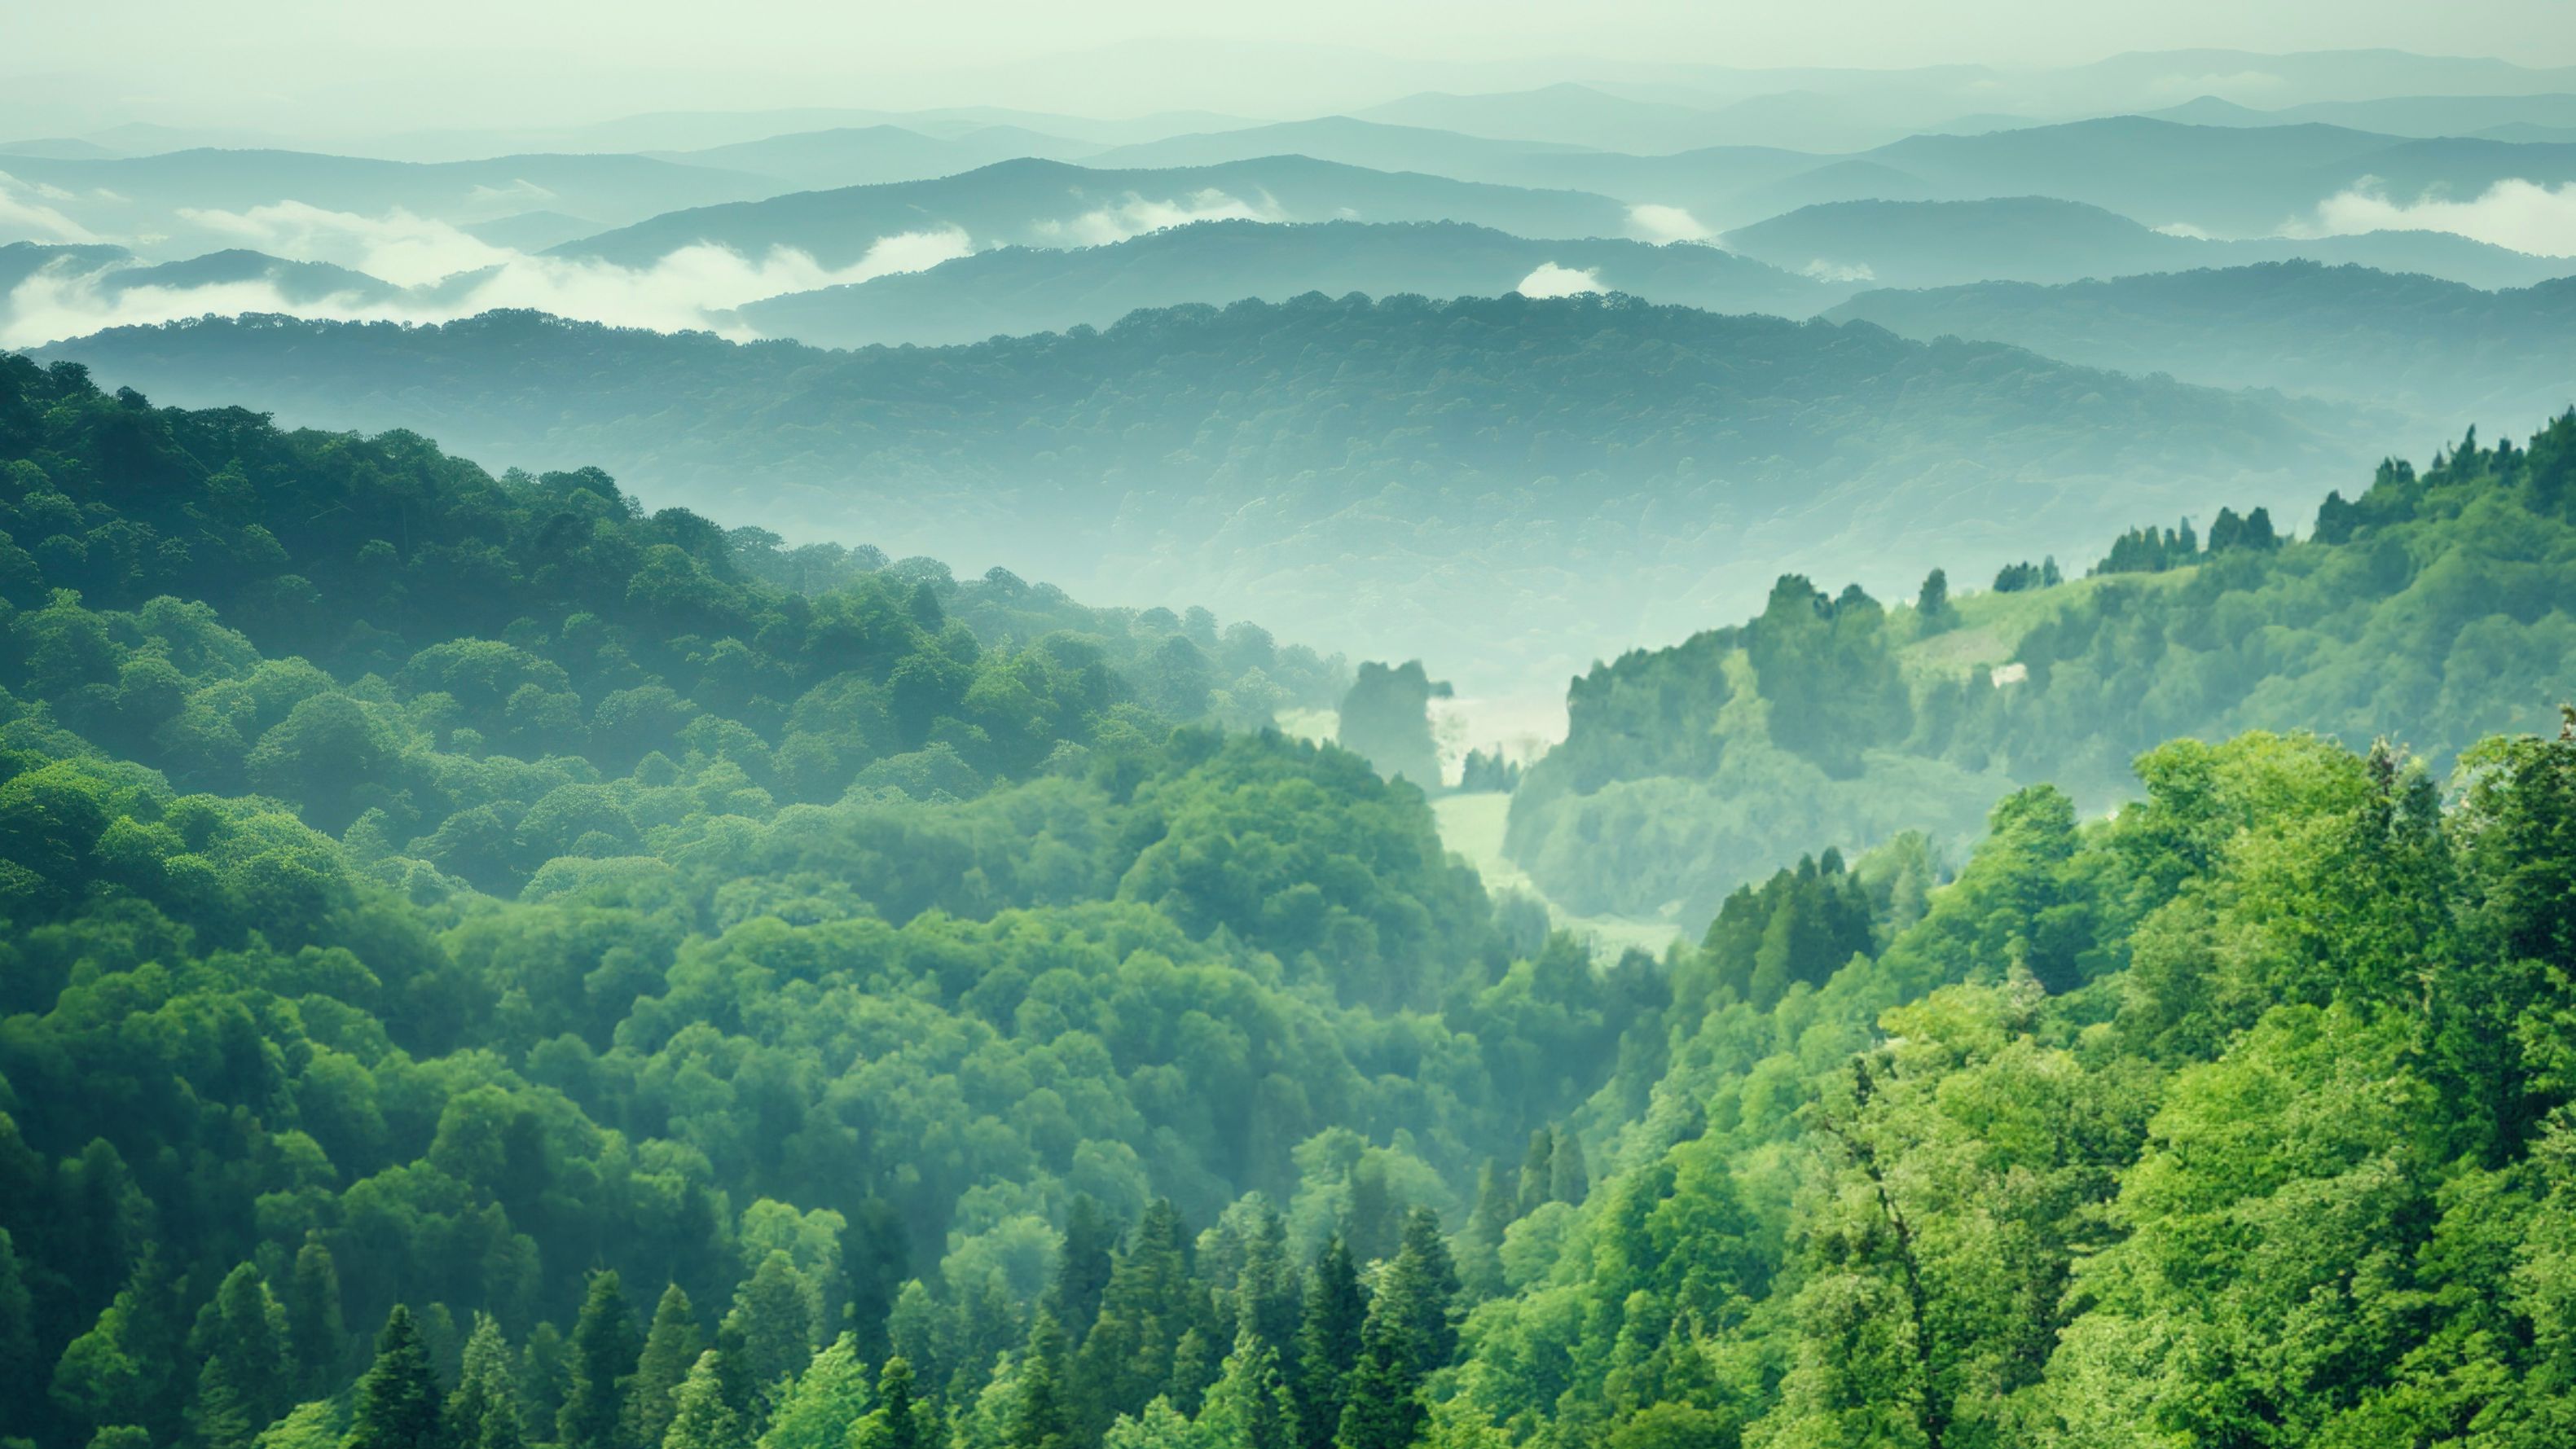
[43,296,2358,690]
[733,219,1840,347]
[1722,196,2572,290]
[1832,260,2576,432]
[552,156,1643,268]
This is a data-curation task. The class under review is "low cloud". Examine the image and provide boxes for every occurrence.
[0,170,97,242]
[2153,221,2214,240]
[178,201,516,287]
[2295,176,2576,257]
[1033,188,1281,246]
[1,200,975,348]
[1626,204,1709,244]
[1516,262,1603,299]
[1800,258,1875,283]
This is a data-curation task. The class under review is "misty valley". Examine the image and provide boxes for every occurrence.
[5,20,2576,1449]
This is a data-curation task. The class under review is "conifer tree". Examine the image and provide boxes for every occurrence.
[1514,1132,1554,1219]
[1458,1165,1513,1298]
[836,1199,911,1367]
[286,1238,348,1395]
[762,1333,875,1449]
[726,1251,819,1418]
[851,1355,927,1449]
[560,1270,638,1449]
[1007,1312,1072,1449]
[1048,1197,1119,1346]
[1547,1135,1589,1206]
[1200,1326,1295,1449]
[626,1284,702,1449]
[1330,1210,1457,1449]
[449,1313,527,1449]
[1233,1209,1302,1368]
[348,1306,449,1449]
[1290,1239,1365,1449]
[1071,1201,1195,1438]
[0,1229,33,1442]
[659,1350,747,1449]
[190,1262,291,1449]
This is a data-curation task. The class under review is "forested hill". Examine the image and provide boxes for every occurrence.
[11,347,2576,1449]
[0,351,1672,1449]
[551,156,1636,269]
[1508,411,2576,925]
[1454,722,2576,1449]
[732,220,1837,349]
[1831,261,2576,429]
[39,296,2353,692]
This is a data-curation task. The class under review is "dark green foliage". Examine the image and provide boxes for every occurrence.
[1688,849,1876,1010]
[1291,1240,1365,1449]
[852,1356,926,1449]
[40,295,2339,693]
[1454,749,1519,793]
[1914,568,1954,634]
[1330,1210,1455,1449]
[560,1272,637,1449]
[1989,556,2061,592]
[624,1284,701,1449]
[2093,517,2200,575]
[1744,577,1910,779]
[449,1314,528,1449]
[1008,1313,1073,1449]
[348,1306,448,1449]
[1334,662,1445,788]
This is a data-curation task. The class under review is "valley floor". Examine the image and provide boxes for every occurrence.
[1431,792,1684,960]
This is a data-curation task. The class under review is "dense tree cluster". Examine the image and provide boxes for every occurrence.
[0,361,1664,1449]
[1334,664,1447,791]
[1988,557,2061,593]
[40,296,2337,693]
[1454,725,2576,1449]
[1512,411,2576,921]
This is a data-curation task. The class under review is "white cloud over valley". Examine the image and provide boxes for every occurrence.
[1515,262,1604,299]
[2296,177,2576,257]
[0,200,975,347]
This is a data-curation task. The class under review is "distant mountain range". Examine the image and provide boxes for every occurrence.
[552,156,1642,268]
[732,219,1839,347]
[1830,260,2576,430]
[1722,196,2575,290]
[40,297,2362,691]
[0,147,778,260]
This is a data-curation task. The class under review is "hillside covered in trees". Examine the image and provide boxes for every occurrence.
[38,296,2353,693]
[1507,411,2576,924]
[0,354,1665,1449]
[7,353,2576,1449]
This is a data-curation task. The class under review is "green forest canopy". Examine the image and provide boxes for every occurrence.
[39,295,2350,694]
[1508,411,2576,924]
[4,363,2576,1449]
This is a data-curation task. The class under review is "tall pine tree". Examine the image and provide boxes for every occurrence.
[348,1306,449,1449]
[1331,1211,1457,1449]
[559,1270,638,1449]
[1007,1312,1073,1449]
[448,1313,528,1449]
[851,1355,927,1449]
[1291,1238,1365,1449]
[658,1350,747,1449]
[624,1284,702,1449]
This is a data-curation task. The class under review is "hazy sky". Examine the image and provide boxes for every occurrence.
[7,0,2574,138]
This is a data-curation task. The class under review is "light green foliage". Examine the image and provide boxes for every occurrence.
[1510,413,2576,924]
[662,1350,750,1449]
[758,1337,873,1449]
